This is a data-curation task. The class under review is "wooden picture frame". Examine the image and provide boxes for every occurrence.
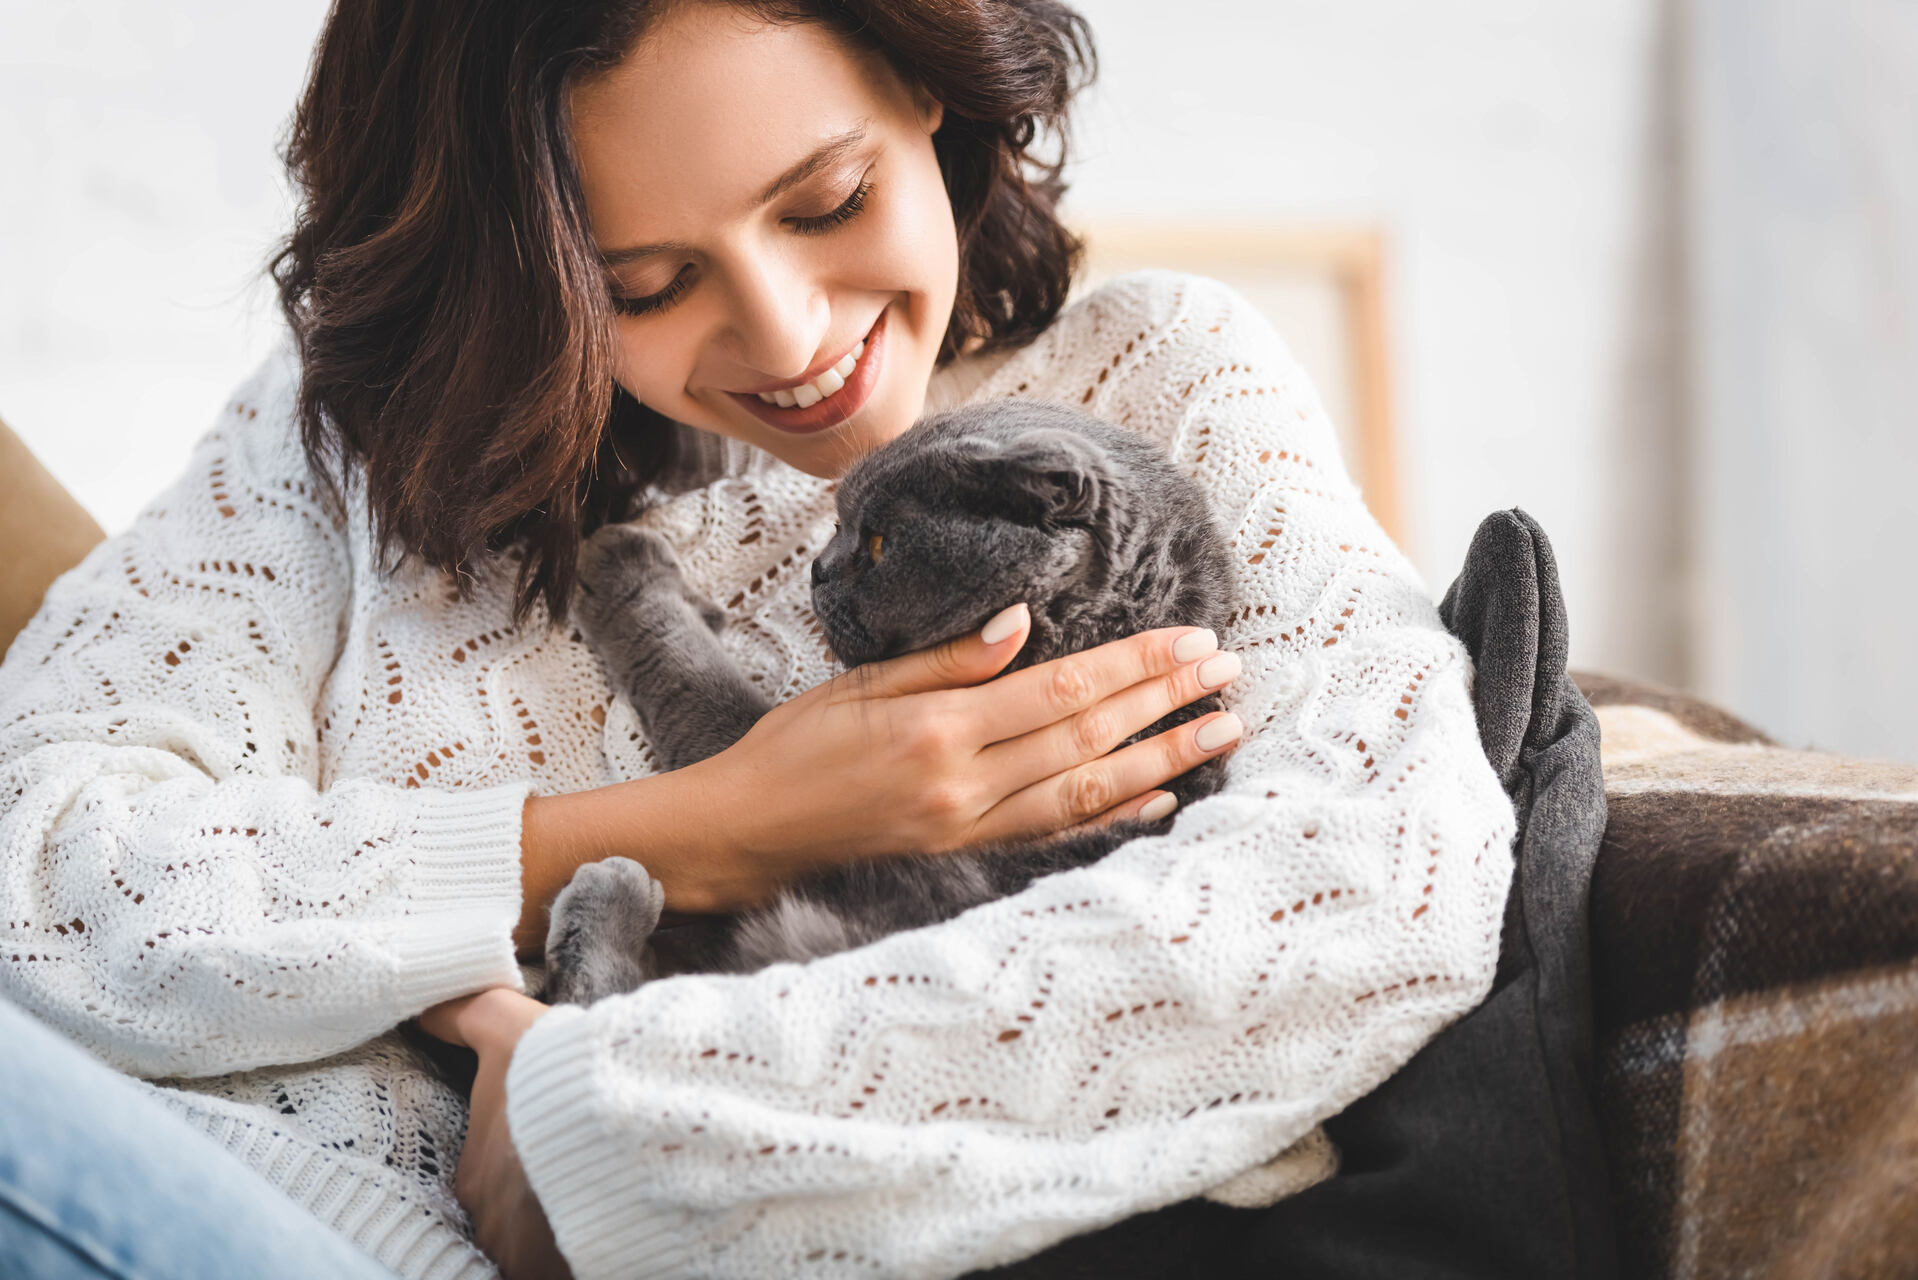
[1069,223,1404,551]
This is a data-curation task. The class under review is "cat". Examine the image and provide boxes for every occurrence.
[545,398,1239,1005]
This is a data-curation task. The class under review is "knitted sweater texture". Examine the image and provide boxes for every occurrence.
[0,270,1514,1280]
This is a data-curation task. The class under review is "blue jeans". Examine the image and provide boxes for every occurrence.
[0,996,399,1280]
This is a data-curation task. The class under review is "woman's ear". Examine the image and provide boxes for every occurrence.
[915,84,944,136]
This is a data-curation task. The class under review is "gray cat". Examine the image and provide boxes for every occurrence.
[545,399,1238,1006]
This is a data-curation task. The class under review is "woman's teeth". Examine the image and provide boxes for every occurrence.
[757,340,865,409]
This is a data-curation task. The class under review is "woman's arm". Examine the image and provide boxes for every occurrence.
[0,351,530,1078]
[495,271,1519,1280]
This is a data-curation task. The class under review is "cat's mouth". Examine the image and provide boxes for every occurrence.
[726,307,889,437]
[811,585,865,667]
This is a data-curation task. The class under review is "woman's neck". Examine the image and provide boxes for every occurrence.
[924,342,1023,417]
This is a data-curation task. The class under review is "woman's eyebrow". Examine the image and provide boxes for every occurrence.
[599,123,871,266]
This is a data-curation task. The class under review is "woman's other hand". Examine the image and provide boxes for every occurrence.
[418,990,569,1280]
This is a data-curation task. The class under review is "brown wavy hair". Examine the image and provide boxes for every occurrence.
[272,0,1097,624]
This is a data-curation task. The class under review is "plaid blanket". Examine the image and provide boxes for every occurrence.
[1577,672,1918,1278]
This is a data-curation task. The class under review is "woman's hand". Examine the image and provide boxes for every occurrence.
[686,602,1243,893]
[418,989,569,1280]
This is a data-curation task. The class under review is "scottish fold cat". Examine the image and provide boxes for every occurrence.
[546,398,1238,1005]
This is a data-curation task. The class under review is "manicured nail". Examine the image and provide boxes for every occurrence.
[1197,651,1241,689]
[981,603,1028,646]
[1139,792,1178,822]
[1172,629,1218,663]
[1194,712,1243,752]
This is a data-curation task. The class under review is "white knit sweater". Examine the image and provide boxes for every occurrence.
[0,270,1514,1280]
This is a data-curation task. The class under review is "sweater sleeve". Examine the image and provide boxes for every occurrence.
[504,270,1517,1280]
[0,350,529,1079]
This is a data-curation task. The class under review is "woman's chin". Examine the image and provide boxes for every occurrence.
[782,418,915,480]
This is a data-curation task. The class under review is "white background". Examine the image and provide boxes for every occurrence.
[3,0,1913,760]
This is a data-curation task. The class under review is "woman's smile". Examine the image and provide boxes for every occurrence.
[723,304,888,434]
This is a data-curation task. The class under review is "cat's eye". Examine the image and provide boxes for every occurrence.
[865,529,884,563]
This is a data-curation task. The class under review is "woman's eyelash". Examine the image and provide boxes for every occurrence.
[788,177,874,236]
[611,268,693,318]
[610,177,877,318]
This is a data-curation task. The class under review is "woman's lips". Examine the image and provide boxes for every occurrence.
[725,307,888,435]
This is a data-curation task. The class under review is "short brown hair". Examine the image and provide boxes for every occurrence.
[272,0,1097,624]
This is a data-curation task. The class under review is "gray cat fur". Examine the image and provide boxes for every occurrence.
[546,399,1239,1006]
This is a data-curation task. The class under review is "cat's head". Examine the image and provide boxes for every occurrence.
[810,400,1150,669]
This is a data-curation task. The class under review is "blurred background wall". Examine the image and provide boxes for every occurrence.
[2,0,1913,761]
[1686,0,1918,766]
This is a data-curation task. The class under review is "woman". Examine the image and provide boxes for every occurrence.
[0,2,1515,1278]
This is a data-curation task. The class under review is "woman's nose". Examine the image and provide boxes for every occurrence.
[723,252,829,382]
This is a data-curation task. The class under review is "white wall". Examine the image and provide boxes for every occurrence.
[1065,0,1684,688]
[0,1,331,529]
[1689,0,1918,762]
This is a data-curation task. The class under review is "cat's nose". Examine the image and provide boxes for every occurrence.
[810,556,829,585]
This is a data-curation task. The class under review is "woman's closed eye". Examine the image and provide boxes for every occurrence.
[609,175,878,318]
[612,265,694,318]
[787,175,873,237]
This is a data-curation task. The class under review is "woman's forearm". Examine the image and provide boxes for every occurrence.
[516,762,752,958]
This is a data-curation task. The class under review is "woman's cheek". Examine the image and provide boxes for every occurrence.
[612,326,693,419]
[876,159,959,309]
[853,184,958,413]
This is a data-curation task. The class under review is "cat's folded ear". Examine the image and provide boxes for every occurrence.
[954,428,1111,524]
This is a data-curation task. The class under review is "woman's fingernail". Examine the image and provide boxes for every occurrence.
[1194,712,1244,752]
[981,603,1028,646]
[1172,629,1218,663]
[1197,651,1241,689]
[1139,792,1178,822]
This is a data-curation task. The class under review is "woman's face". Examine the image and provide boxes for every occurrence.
[570,5,960,478]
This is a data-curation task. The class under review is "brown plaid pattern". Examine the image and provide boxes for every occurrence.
[1576,672,1918,1278]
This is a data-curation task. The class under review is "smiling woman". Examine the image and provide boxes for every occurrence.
[0,2,1516,1279]
[274,0,1086,624]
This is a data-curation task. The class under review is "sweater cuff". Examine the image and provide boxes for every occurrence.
[389,783,533,1010]
[507,1004,699,1280]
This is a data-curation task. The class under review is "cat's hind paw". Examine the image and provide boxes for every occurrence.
[542,856,666,1005]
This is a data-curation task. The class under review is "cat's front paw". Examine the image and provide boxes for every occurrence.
[576,525,725,637]
[543,856,667,1005]
[578,524,682,610]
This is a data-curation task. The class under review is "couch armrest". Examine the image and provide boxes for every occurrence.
[0,416,106,660]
